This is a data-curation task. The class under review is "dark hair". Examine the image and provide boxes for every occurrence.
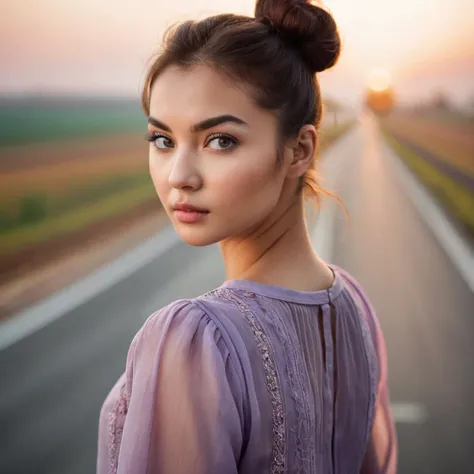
[141,0,345,211]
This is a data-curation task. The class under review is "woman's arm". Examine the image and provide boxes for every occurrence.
[360,313,398,474]
[116,300,244,474]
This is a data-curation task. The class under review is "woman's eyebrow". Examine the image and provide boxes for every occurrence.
[191,114,248,132]
[147,114,249,133]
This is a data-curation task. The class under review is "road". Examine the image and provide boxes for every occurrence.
[1,115,473,473]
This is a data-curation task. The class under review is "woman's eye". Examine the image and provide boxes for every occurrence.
[151,135,174,149]
[207,136,236,150]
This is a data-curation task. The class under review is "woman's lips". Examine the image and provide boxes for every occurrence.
[173,209,209,223]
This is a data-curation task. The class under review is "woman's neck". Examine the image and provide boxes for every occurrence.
[219,196,334,292]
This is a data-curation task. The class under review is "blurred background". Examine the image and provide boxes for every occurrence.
[0,1,473,473]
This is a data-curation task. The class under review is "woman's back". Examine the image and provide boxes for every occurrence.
[97,264,397,473]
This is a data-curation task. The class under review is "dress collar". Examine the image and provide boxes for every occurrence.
[220,263,344,305]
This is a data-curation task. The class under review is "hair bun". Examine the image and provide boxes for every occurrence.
[255,0,341,73]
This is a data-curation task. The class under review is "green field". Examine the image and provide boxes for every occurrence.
[0,170,152,232]
[0,182,156,256]
[0,96,146,147]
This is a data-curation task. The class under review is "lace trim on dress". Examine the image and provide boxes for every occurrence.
[208,288,287,474]
[254,293,317,472]
[107,380,129,474]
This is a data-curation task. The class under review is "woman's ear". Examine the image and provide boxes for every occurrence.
[285,125,317,179]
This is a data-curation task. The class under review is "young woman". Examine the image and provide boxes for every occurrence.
[97,0,397,472]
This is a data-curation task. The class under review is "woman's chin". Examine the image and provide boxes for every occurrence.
[174,226,219,247]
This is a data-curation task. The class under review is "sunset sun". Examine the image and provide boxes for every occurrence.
[367,68,392,92]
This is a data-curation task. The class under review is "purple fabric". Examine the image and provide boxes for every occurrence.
[97,264,397,473]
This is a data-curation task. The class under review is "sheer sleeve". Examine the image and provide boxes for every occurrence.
[336,266,398,473]
[116,300,244,474]
[360,312,398,474]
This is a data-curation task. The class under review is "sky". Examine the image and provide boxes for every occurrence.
[1,0,473,107]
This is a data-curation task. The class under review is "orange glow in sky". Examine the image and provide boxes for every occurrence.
[0,0,473,105]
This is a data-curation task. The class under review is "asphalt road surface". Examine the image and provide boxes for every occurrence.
[1,115,473,473]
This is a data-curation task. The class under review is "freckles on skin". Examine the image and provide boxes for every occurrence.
[147,64,287,244]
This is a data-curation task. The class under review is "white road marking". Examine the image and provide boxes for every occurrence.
[0,226,179,351]
[391,402,429,424]
[382,133,474,294]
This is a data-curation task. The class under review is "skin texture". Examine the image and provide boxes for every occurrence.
[148,64,334,291]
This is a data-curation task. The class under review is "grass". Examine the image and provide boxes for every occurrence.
[382,130,474,235]
[0,181,157,257]
[0,171,151,233]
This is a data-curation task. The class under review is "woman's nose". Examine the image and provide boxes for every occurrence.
[168,152,203,191]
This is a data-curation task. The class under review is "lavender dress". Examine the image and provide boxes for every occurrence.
[97,264,397,473]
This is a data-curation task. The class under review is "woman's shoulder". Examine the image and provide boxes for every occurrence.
[134,298,222,350]
[130,295,249,363]
[139,292,245,338]
[330,264,377,316]
[330,264,386,361]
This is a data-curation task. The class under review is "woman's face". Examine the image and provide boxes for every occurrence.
[147,64,289,246]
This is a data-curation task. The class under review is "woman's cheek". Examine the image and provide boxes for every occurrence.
[219,163,278,220]
[233,158,277,200]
